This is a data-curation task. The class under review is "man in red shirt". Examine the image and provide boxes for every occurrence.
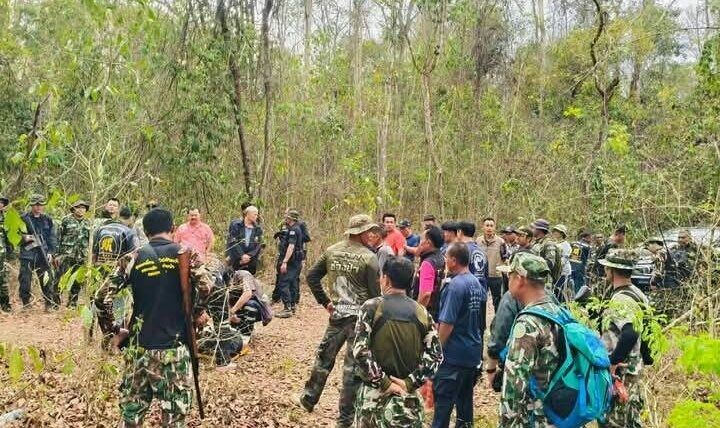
[174,207,215,261]
[382,213,406,256]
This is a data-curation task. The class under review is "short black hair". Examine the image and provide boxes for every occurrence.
[446,243,470,267]
[482,217,495,224]
[423,214,436,221]
[108,197,120,203]
[425,226,444,249]
[579,231,592,239]
[615,224,627,235]
[119,206,133,220]
[609,267,632,279]
[241,201,252,211]
[458,221,476,237]
[187,207,200,214]
[441,221,459,232]
[382,213,396,222]
[143,208,174,236]
[382,257,415,292]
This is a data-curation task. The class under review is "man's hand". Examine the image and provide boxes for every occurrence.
[52,255,61,269]
[110,328,130,351]
[22,234,35,244]
[240,254,251,265]
[382,381,406,397]
[610,362,628,376]
[389,376,408,393]
[325,303,335,315]
[195,311,210,327]
[47,254,54,266]
[280,262,288,274]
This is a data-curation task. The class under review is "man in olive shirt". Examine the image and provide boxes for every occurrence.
[296,214,381,427]
[353,257,442,427]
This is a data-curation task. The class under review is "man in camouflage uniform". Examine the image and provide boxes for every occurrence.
[645,237,666,288]
[295,214,381,428]
[529,219,560,288]
[94,208,212,427]
[353,257,442,428]
[55,200,91,307]
[497,252,562,427]
[0,196,11,312]
[598,249,649,428]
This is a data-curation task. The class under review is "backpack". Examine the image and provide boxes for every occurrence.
[508,306,613,428]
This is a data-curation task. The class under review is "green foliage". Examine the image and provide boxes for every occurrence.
[668,400,720,428]
[3,206,25,247]
[8,347,24,382]
[677,334,720,375]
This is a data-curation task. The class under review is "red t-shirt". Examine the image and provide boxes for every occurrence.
[385,228,406,255]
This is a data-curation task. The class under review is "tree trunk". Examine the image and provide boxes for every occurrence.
[257,0,274,201]
[218,0,253,198]
[303,0,312,77]
[351,0,363,122]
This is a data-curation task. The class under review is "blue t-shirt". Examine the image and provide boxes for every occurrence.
[404,233,421,261]
[438,272,484,368]
[467,241,489,300]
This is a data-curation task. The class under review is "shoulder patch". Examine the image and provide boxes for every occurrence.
[513,322,527,339]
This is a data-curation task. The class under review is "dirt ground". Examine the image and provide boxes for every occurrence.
[0,279,499,427]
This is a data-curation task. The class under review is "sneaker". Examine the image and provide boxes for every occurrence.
[291,305,297,314]
[291,394,314,413]
[276,308,293,318]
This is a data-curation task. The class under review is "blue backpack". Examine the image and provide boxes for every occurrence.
[507,306,613,428]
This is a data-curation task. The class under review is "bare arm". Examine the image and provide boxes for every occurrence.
[438,322,454,346]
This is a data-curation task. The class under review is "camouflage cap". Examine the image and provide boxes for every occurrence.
[286,209,300,221]
[70,200,90,211]
[599,248,639,271]
[28,194,47,206]
[531,218,550,232]
[344,214,380,236]
[516,226,533,237]
[645,236,664,245]
[398,219,411,229]
[497,252,550,281]
[501,225,516,234]
[145,199,159,209]
[551,224,568,237]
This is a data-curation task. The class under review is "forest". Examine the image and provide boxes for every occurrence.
[0,0,719,425]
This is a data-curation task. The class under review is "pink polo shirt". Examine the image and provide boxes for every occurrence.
[174,221,214,260]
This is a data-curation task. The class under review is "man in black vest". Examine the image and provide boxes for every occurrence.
[19,194,58,309]
[94,208,212,427]
[413,226,446,320]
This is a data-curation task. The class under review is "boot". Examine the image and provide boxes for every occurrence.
[276,306,293,318]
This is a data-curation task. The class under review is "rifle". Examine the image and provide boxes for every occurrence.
[178,250,205,419]
[657,225,677,271]
[24,215,55,283]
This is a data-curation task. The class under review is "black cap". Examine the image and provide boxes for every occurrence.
[501,226,516,234]
[398,219,411,229]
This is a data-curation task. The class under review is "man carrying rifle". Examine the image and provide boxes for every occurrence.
[94,208,213,427]
[19,194,57,310]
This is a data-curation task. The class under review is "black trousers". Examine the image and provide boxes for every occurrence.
[432,363,476,428]
[276,261,301,307]
[19,255,55,307]
[488,276,504,312]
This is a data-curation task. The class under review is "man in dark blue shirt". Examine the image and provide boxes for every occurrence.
[399,219,421,262]
[19,194,58,309]
[432,243,483,428]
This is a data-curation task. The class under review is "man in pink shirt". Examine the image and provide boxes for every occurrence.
[382,213,406,256]
[174,207,215,260]
[413,226,446,320]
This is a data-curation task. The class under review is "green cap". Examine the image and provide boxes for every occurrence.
[551,224,568,237]
[70,200,90,211]
[28,194,47,206]
[516,226,533,238]
[497,252,550,281]
[599,248,638,271]
[344,214,381,236]
[286,209,300,221]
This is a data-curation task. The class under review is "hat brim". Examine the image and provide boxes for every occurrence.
[345,223,381,236]
[598,259,635,270]
[71,204,90,211]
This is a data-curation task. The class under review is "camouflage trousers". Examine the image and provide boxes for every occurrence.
[354,384,424,428]
[0,255,9,311]
[601,374,644,428]
[301,315,361,428]
[119,345,193,427]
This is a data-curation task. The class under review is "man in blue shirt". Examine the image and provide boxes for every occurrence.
[432,242,483,428]
[399,219,421,262]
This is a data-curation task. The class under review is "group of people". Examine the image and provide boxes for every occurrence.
[0,193,697,428]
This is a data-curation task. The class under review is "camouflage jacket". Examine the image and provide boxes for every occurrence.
[531,236,560,282]
[0,211,6,259]
[353,294,442,393]
[94,242,213,337]
[650,249,666,286]
[500,295,563,428]
[602,285,648,376]
[57,214,91,261]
